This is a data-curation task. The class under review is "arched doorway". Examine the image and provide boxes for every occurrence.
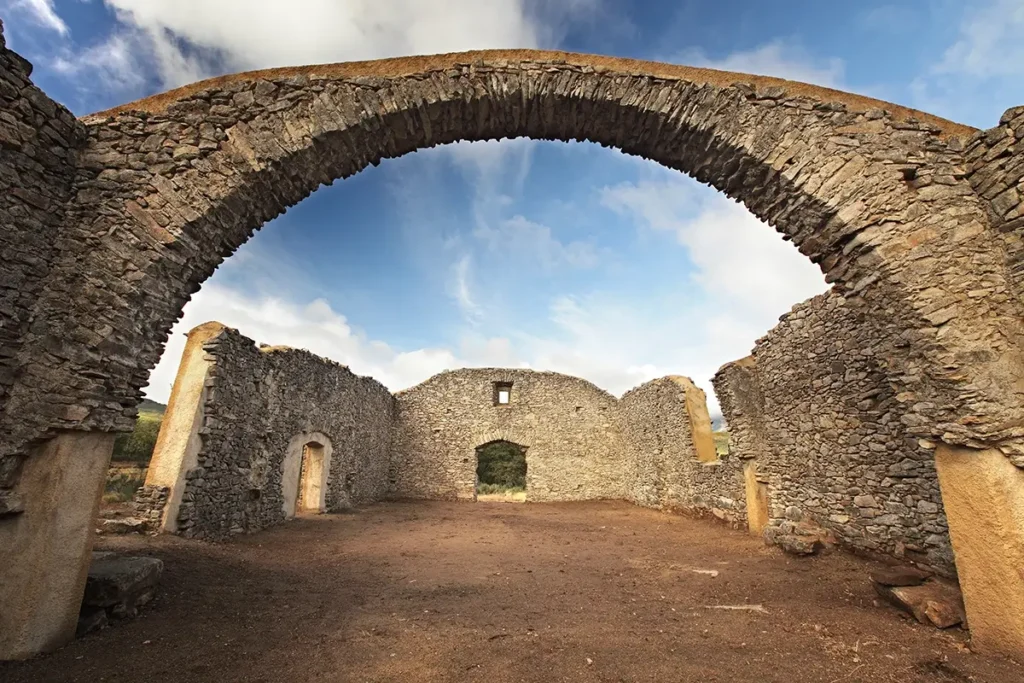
[281,433,333,518]
[475,440,528,502]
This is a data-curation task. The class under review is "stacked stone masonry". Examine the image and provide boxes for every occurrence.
[142,324,744,536]
[4,25,1024,658]
[714,291,954,573]
[4,43,1024,478]
[139,324,396,540]
[0,23,86,513]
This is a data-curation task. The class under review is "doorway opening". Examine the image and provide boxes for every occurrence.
[475,440,527,502]
[296,441,326,514]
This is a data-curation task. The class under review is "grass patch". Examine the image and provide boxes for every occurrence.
[713,430,730,457]
[112,410,162,464]
[477,483,526,495]
[103,472,145,504]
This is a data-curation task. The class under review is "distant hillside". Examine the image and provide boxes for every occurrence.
[710,414,726,431]
[138,398,166,415]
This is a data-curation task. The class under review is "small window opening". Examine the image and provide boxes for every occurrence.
[493,381,513,406]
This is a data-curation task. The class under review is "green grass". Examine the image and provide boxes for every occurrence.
[713,430,731,457]
[476,483,526,495]
[103,471,145,504]
[112,410,163,464]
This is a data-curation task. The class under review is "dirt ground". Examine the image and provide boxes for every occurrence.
[3,501,1021,683]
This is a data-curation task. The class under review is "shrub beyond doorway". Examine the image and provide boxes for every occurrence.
[476,440,527,492]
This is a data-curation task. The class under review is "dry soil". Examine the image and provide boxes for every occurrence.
[3,501,1021,682]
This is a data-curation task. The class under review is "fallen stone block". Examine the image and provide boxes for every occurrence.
[870,565,933,587]
[100,517,149,535]
[874,579,966,628]
[777,534,825,556]
[76,607,108,637]
[82,553,163,619]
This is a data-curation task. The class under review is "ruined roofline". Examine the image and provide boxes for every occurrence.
[85,48,975,138]
[183,324,712,402]
[394,366,621,401]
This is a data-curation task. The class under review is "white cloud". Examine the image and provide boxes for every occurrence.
[145,282,464,403]
[600,173,828,319]
[675,40,846,88]
[5,0,68,35]
[934,0,1024,78]
[52,33,147,92]
[49,0,596,93]
[911,0,1024,127]
[449,254,482,325]
[474,215,601,271]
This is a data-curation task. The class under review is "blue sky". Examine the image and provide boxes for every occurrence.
[3,0,1023,412]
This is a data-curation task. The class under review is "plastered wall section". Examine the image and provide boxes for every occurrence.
[138,324,395,540]
[621,377,746,526]
[391,369,630,502]
[715,291,954,573]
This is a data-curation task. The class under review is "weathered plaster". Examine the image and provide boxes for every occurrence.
[935,445,1024,658]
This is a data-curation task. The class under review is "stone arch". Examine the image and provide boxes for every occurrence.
[5,50,1024,463]
[281,431,333,518]
[5,47,1024,660]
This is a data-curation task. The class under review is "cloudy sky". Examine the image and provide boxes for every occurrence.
[3,0,1023,413]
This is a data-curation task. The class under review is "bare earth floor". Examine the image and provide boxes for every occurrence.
[3,501,1021,683]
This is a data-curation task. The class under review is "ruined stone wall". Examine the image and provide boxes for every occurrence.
[620,377,745,526]
[391,369,629,501]
[140,325,395,539]
[7,48,1024,478]
[715,291,954,573]
[966,105,1024,358]
[0,23,85,506]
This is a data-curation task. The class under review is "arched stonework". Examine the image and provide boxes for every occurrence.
[3,50,1024,466]
[4,41,1024,660]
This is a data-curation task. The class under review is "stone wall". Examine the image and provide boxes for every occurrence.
[714,291,954,573]
[620,377,745,526]
[0,22,85,509]
[391,369,629,501]
[7,48,1024,477]
[966,105,1024,355]
[138,324,395,540]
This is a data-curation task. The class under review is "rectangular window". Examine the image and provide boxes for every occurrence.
[493,381,513,405]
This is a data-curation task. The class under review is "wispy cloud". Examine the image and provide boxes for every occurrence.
[910,0,1024,127]
[5,0,68,35]
[674,39,846,88]
[449,254,482,325]
[473,215,602,271]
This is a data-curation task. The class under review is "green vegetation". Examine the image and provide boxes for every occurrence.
[476,440,527,492]
[713,430,731,457]
[111,400,165,464]
[103,471,145,504]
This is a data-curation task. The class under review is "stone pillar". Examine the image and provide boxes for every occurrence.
[0,431,114,659]
[142,322,222,533]
[934,445,1024,658]
[743,460,769,536]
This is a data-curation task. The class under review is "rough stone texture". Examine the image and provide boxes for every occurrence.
[620,377,745,525]
[715,291,955,574]
[392,368,629,501]
[966,105,1024,384]
[0,23,87,494]
[4,45,1024,477]
[136,324,395,540]
[148,341,723,521]
[4,29,1024,659]
[874,579,966,629]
